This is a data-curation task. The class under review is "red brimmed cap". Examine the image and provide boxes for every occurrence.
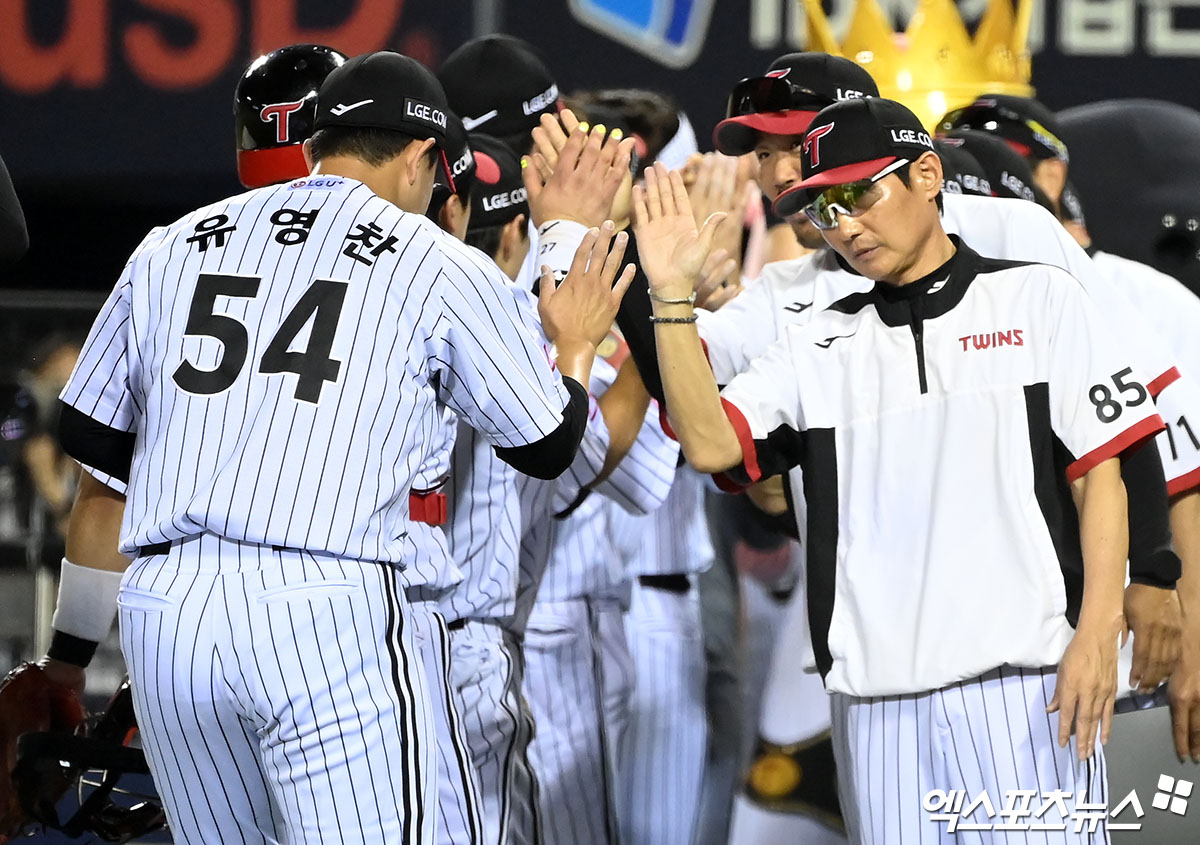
[772,98,935,218]
[714,53,878,155]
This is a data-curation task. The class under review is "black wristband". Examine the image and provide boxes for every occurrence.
[47,630,100,668]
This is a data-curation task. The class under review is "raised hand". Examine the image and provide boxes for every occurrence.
[631,162,725,300]
[523,119,635,229]
[538,220,637,349]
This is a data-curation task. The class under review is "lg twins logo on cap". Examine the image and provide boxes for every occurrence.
[522,84,559,116]
[261,99,305,143]
[765,68,790,79]
[890,128,934,148]
[836,88,868,100]
[403,98,448,130]
[803,122,836,166]
[450,146,474,178]
[482,187,529,212]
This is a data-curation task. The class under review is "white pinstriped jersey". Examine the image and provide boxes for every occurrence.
[399,408,459,591]
[443,352,677,627]
[608,467,713,578]
[62,175,569,564]
[521,359,679,611]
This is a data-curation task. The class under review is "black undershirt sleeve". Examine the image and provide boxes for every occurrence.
[57,403,136,484]
[614,233,667,405]
[494,376,589,480]
[1122,441,1182,588]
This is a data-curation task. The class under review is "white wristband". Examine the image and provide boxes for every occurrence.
[51,558,124,644]
[536,220,592,278]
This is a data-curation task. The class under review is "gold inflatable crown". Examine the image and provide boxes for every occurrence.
[801,0,1034,129]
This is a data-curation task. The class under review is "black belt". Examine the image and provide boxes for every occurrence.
[638,574,691,594]
[446,617,467,631]
[136,540,295,558]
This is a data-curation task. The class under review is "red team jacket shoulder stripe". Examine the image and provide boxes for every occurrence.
[1148,366,1181,398]
[720,397,762,485]
[1167,465,1200,498]
[1066,414,1166,483]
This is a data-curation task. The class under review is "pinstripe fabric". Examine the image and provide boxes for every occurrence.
[619,580,707,845]
[410,601,484,845]
[401,409,461,592]
[117,536,435,843]
[830,666,1110,845]
[524,597,634,845]
[61,175,568,565]
[449,621,541,845]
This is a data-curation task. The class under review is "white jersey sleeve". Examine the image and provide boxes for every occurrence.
[429,244,570,449]
[1039,268,1166,481]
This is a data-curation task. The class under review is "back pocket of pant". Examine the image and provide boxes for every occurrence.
[256,580,359,604]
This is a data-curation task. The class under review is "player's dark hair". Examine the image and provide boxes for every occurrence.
[309,126,436,168]
[896,160,944,212]
[464,224,505,259]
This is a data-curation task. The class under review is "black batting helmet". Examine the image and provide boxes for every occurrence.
[234,43,347,188]
[10,679,165,843]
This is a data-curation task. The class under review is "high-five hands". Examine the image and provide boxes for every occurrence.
[631,162,729,301]
[538,221,636,349]
[522,110,636,228]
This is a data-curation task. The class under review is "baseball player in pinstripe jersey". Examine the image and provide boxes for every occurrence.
[418,116,662,845]
[236,50,485,843]
[36,51,639,844]
[614,467,714,845]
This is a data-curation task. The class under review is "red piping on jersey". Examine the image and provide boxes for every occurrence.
[1167,465,1200,498]
[1148,366,1181,398]
[721,398,762,484]
[1066,414,1166,483]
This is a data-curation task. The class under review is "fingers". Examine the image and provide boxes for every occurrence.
[610,263,638,302]
[598,138,635,200]
[631,183,648,230]
[568,227,601,282]
[668,166,690,218]
[1129,634,1149,691]
[1099,690,1115,747]
[537,265,555,310]
[558,107,583,136]
[538,111,571,159]
[696,211,729,256]
[521,154,545,203]
[574,124,608,183]
[595,227,628,285]
[554,126,590,181]
[531,126,560,172]
[644,166,664,221]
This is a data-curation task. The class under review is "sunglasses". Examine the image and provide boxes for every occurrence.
[725,76,832,119]
[802,160,910,230]
[939,104,1069,160]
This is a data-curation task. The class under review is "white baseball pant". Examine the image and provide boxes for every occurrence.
[117,534,435,844]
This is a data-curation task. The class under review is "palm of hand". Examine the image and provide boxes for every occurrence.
[640,215,706,293]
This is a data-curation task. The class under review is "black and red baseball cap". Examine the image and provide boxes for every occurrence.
[234,44,347,188]
[937,94,1069,162]
[772,98,935,218]
[713,53,879,156]
[429,110,476,215]
[466,133,529,230]
[315,51,457,185]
